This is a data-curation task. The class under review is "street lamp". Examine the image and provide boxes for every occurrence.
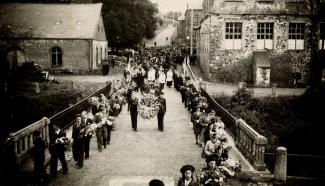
[186,36,190,56]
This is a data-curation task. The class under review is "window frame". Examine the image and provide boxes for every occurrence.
[51,47,63,66]
[256,22,274,50]
[224,22,243,50]
[288,23,305,50]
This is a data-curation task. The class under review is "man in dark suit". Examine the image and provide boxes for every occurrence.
[81,111,92,159]
[32,130,48,184]
[157,91,166,132]
[49,124,68,178]
[72,114,85,169]
[129,90,139,132]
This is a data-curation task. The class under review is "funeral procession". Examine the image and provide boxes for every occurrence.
[1,0,325,186]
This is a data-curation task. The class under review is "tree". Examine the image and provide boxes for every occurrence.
[97,0,158,50]
[306,0,325,90]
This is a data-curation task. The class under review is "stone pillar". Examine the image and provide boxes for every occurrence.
[70,81,75,89]
[272,83,277,97]
[33,82,40,94]
[274,147,287,183]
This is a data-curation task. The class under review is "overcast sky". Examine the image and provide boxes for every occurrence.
[150,0,202,14]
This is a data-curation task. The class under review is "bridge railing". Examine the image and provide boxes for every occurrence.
[12,117,50,165]
[185,60,267,171]
[12,81,112,166]
[49,82,112,131]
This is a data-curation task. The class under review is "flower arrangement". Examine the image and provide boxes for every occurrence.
[138,92,159,119]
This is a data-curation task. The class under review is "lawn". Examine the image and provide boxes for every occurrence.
[3,80,104,135]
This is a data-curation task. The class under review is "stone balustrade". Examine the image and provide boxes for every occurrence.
[12,117,50,164]
[184,62,268,172]
[11,81,112,168]
[236,119,267,171]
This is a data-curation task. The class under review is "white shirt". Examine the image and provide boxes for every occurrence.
[158,73,166,83]
[166,70,173,81]
[148,69,156,81]
[185,179,192,186]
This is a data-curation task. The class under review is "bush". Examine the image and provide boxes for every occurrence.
[214,89,325,155]
[16,61,45,81]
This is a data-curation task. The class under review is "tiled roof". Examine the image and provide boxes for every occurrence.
[0,3,103,39]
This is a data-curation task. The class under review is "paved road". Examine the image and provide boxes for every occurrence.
[47,84,253,186]
[145,24,177,47]
[48,87,205,186]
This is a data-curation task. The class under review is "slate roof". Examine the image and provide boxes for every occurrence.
[0,3,103,39]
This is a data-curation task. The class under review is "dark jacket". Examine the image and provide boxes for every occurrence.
[158,97,166,115]
[32,136,46,162]
[177,178,199,186]
[49,130,67,154]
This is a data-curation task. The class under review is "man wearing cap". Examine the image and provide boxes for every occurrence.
[178,165,198,186]
[157,91,166,132]
[72,114,85,168]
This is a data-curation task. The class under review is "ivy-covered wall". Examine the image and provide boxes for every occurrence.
[198,13,311,87]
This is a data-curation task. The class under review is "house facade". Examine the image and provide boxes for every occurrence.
[184,8,203,52]
[198,0,324,87]
[0,3,108,73]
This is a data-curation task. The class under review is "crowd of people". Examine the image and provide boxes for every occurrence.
[1,45,241,186]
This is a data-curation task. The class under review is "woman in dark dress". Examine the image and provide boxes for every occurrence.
[177,165,199,186]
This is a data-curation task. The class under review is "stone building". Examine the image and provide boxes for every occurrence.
[0,3,108,73]
[198,0,324,87]
[184,8,203,54]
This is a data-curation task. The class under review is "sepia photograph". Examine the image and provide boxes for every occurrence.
[0,0,325,185]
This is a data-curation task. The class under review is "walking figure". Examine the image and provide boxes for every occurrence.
[49,124,68,178]
[157,91,166,132]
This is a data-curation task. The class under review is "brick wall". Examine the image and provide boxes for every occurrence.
[0,39,91,71]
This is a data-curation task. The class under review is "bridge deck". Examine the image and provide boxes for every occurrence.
[47,86,253,186]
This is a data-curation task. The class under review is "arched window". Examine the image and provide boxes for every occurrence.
[51,47,62,66]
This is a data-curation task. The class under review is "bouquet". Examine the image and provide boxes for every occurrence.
[55,136,69,145]
[138,92,159,119]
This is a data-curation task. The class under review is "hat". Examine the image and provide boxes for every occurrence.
[159,91,164,95]
[206,155,217,163]
[180,165,195,174]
